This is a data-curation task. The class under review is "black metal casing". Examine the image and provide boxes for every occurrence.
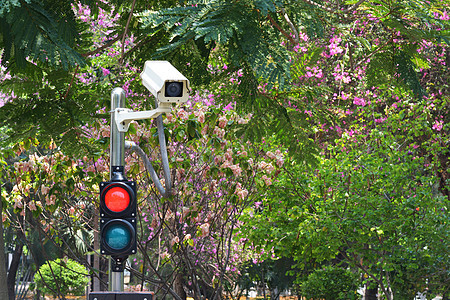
[99,180,137,256]
[89,292,154,300]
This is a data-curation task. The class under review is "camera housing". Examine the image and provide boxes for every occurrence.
[140,61,190,103]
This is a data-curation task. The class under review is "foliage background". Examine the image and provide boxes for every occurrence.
[0,0,449,299]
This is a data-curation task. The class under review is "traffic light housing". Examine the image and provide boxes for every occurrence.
[100,180,137,257]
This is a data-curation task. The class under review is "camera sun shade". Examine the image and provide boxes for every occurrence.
[140,61,190,103]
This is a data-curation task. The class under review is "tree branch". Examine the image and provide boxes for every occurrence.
[301,0,335,13]
[300,0,366,14]
[63,64,79,101]
[267,14,296,44]
[81,34,123,57]
[280,8,299,44]
[354,36,393,69]
[120,0,137,64]
[342,0,366,13]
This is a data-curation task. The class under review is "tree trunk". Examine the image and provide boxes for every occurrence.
[270,287,280,300]
[93,214,101,291]
[364,282,378,300]
[0,199,10,300]
[93,213,108,291]
[173,273,186,300]
[7,240,23,300]
[100,256,109,291]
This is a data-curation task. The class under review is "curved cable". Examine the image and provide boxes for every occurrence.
[125,99,173,198]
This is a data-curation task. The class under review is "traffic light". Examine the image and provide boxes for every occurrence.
[99,180,137,256]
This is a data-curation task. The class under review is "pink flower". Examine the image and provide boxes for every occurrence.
[223,102,234,111]
[46,195,56,206]
[276,157,284,167]
[259,161,275,173]
[41,184,50,195]
[299,32,309,42]
[329,45,344,55]
[199,223,210,237]
[266,151,276,159]
[375,117,387,123]
[196,111,205,123]
[161,251,170,259]
[262,175,272,186]
[177,109,188,121]
[183,234,192,241]
[432,120,443,131]
[101,67,110,76]
[170,236,180,246]
[225,149,233,162]
[353,97,366,106]
[235,186,248,200]
[229,164,242,177]
[29,201,37,211]
[239,150,248,157]
[342,75,351,83]
[218,116,227,128]
[213,127,225,138]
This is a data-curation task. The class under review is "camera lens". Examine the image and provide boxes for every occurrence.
[165,82,183,97]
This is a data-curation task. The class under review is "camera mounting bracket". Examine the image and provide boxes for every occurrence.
[113,103,172,132]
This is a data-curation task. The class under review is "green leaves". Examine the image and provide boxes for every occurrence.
[138,0,291,89]
[34,258,89,297]
[253,0,283,16]
[193,3,240,44]
[0,0,30,15]
[394,50,426,98]
[0,67,101,155]
[300,266,359,300]
[0,0,86,73]
[366,49,425,98]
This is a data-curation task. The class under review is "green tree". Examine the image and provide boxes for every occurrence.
[234,257,297,300]
[240,112,449,299]
[34,258,89,298]
[0,180,8,300]
[300,266,358,300]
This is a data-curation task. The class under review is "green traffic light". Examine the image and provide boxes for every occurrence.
[104,223,132,250]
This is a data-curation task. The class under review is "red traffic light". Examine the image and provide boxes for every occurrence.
[100,181,135,218]
[104,186,130,213]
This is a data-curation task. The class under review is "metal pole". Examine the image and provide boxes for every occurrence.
[111,271,124,292]
[109,87,126,292]
[109,259,125,292]
[110,87,126,176]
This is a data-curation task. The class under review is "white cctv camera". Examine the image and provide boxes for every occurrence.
[140,61,190,103]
